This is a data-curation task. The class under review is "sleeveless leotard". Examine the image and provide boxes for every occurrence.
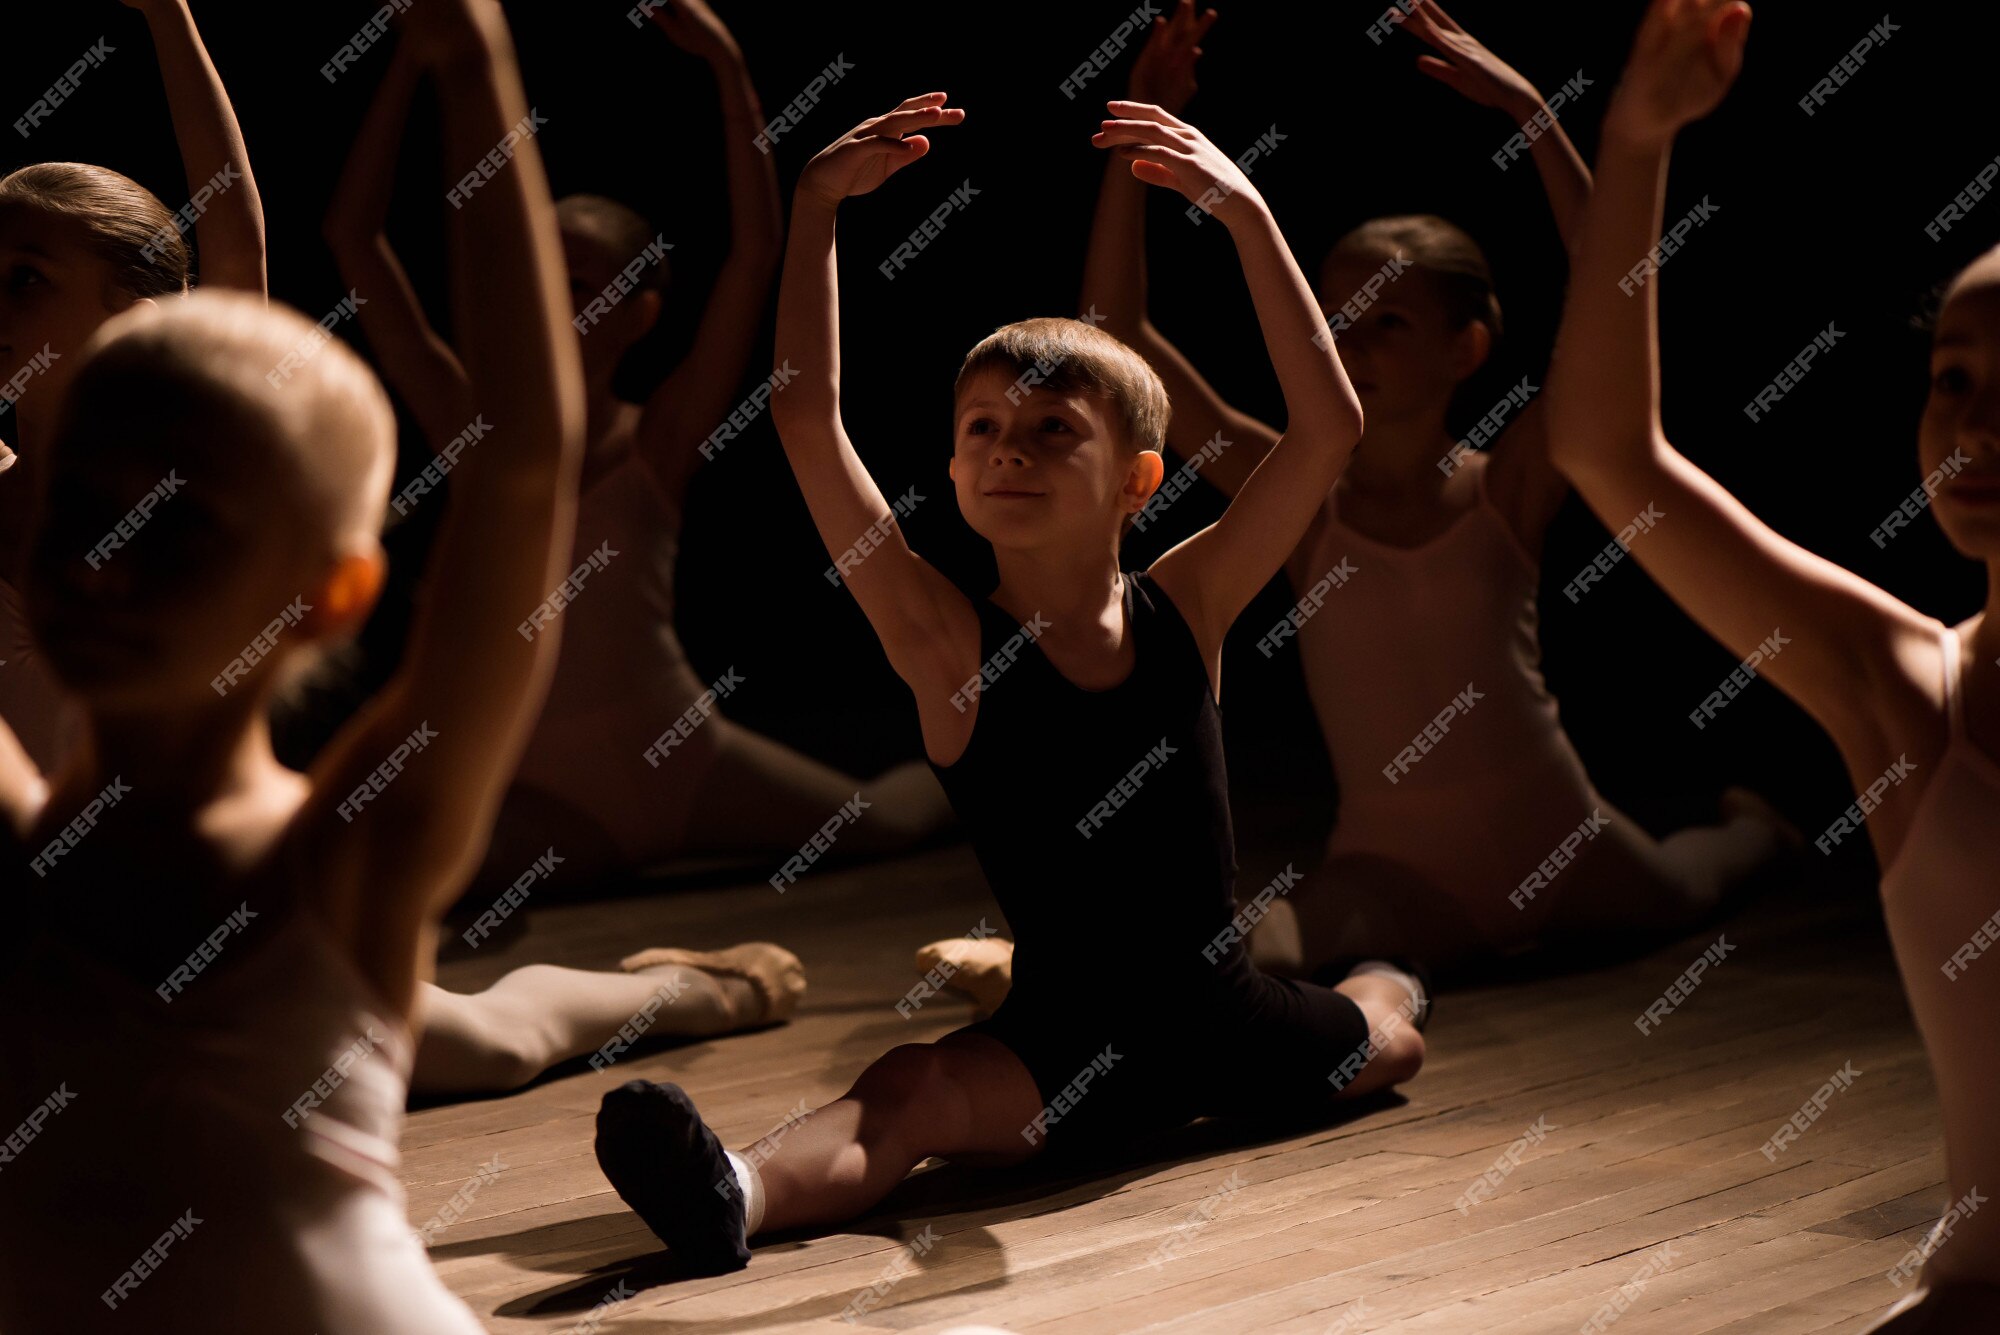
[0,901,486,1332]
[512,452,718,859]
[932,570,1373,1153]
[1294,454,1608,945]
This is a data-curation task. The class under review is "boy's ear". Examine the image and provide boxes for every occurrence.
[1451,320,1493,382]
[1124,448,1166,511]
[303,547,388,641]
[633,289,664,338]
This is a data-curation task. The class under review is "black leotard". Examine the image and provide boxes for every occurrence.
[932,569,1373,1154]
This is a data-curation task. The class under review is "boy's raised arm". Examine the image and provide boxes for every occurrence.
[322,40,476,453]
[1545,0,1929,741]
[305,0,586,1007]
[631,0,783,501]
[769,95,978,718]
[1099,103,1362,657]
[127,0,266,295]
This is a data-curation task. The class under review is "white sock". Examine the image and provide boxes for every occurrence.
[724,1149,766,1236]
[1346,959,1427,1022]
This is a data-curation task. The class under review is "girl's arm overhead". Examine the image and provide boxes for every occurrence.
[127,0,266,295]
[1402,0,1587,551]
[322,41,477,453]
[630,0,783,504]
[303,0,586,1015]
[769,95,979,737]
[1078,2,1280,505]
[1545,0,1933,746]
[0,721,47,843]
[1099,102,1364,658]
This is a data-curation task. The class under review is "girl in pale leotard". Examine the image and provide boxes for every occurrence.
[918,1,1792,999]
[0,4,801,1105]
[324,1,953,892]
[0,4,591,1327]
[1548,3,1997,1327]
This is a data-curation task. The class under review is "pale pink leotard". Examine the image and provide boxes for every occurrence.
[510,451,720,860]
[1877,618,2000,1289]
[1291,453,1608,947]
[0,904,487,1333]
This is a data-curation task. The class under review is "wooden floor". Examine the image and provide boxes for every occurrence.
[415,842,1943,1334]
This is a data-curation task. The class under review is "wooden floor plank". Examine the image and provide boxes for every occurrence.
[398,849,1944,1334]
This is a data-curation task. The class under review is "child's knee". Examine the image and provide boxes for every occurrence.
[853,1043,961,1116]
[1376,1023,1425,1087]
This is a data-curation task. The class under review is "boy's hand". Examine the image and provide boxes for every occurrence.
[797,93,965,211]
[1127,0,1217,116]
[1092,101,1262,226]
[1402,1,1538,115]
[1603,0,1751,150]
[646,0,741,64]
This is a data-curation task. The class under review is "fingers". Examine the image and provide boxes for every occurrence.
[1416,0,1466,35]
[866,100,966,141]
[1103,98,1188,130]
[1413,54,1470,92]
[1092,118,1195,152]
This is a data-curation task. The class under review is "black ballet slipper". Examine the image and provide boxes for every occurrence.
[594,1080,750,1273]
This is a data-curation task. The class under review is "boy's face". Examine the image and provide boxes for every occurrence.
[1924,250,2000,560]
[949,368,1156,547]
[0,206,129,435]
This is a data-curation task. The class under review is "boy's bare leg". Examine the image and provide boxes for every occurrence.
[750,1031,1045,1232]
[409,959,772,1097]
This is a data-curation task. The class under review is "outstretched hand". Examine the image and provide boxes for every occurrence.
[797,93,965,210]
[1127,0,1217,116]
[1402,1,1538,114]
[645,0,741,63]
[1603,0,1752,149]
[1092,101,1261,225]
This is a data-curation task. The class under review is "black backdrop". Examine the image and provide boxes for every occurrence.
[8,1,1991,894]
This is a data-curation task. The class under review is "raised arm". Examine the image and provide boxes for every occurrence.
[629,0,783,503]
[1079,2,1279,504]
[0,721,46,843]
[304,0,586,1013]
[1402,0,1589,550]
[769,95,981,752]
[125,0,266,294]
[1097,103,1363,657]
[322,40,476,452]
[1403,2,1589,249]
[1545,0,1930,744]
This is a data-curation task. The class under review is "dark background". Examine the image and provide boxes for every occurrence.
[8,1,1991,894]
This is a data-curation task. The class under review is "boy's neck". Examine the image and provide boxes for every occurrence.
[989,540,1125,634]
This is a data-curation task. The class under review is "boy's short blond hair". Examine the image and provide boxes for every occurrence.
[955,317,1169,455]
